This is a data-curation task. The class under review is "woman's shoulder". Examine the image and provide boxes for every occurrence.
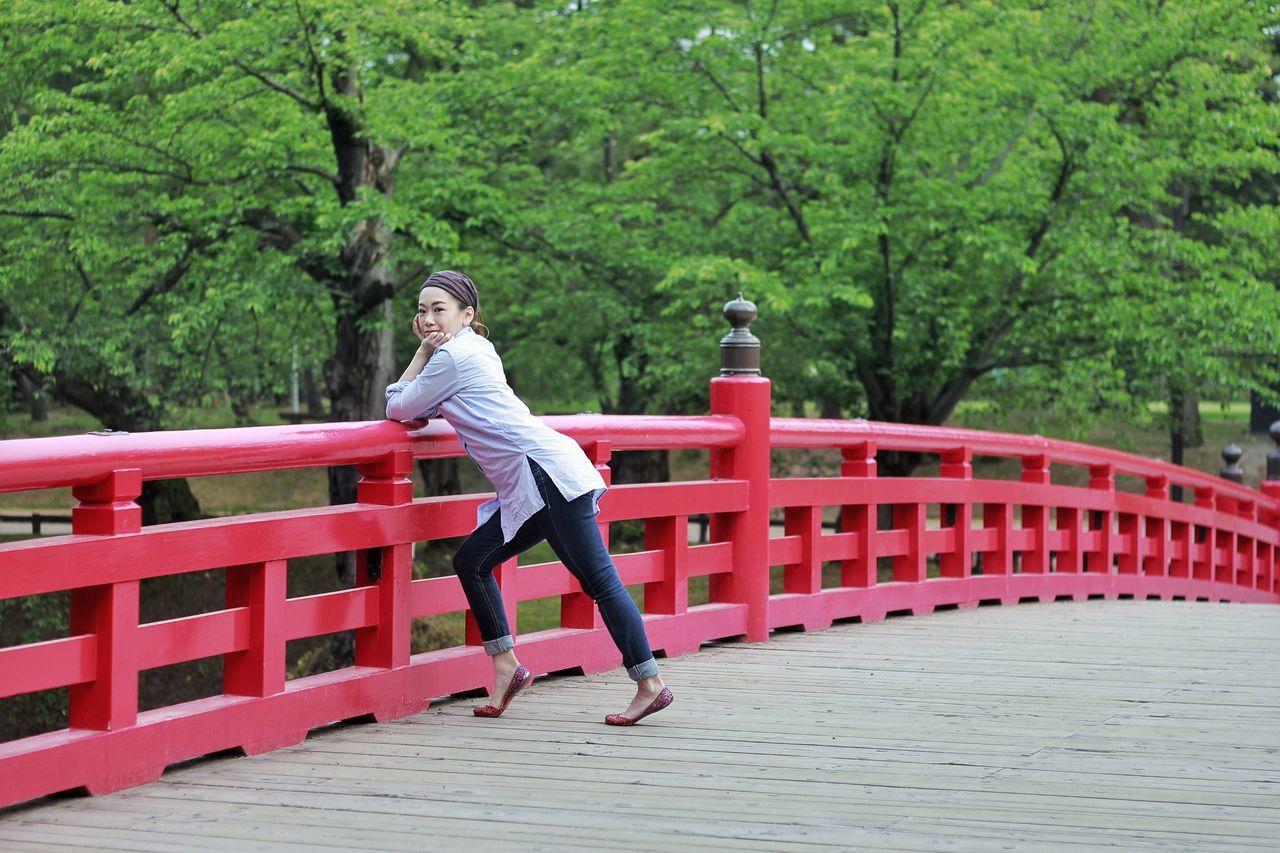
[440,329,502,370]
[438,329,486,356]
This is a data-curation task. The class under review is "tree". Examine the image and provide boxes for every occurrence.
[5,0,1279,497]
[509,0,1280,473]
[0,0,524,530]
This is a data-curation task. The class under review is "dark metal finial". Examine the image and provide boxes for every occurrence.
[720,293,760,376]
[1267,420,1280,482]
[1220,443,1244,484]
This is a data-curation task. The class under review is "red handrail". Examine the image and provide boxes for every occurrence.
[0,414,744,493]
[770,417,1266,504]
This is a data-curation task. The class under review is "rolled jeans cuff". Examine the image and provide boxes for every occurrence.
[483,635,514,656]
[627,658,660,681]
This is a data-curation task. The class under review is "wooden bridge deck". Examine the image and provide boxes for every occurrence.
[1,601,1277,851]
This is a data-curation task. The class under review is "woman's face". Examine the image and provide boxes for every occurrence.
[418,286,474,336]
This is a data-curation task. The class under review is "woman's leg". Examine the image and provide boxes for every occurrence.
[528,461,668,719]
[453,509,546,706]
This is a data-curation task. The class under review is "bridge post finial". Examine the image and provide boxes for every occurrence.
[1267,420,1280,484]
[720,293,760,376]
[1219,443,1244,485]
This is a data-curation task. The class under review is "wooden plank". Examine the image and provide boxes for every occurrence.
[2,600,1277,850]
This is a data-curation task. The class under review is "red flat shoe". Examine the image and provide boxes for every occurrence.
[473,665,532,718]
[604,687,674,726]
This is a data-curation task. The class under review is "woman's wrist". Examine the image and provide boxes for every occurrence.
[398,350,429,382]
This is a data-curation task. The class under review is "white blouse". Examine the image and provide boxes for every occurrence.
[385,327,605,542]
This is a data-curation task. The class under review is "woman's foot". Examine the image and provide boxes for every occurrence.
[489,653,523,706]
[474,652,532,718]
[605,676,672,726]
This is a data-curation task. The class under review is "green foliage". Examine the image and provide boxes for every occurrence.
[0,0,520,425]
[1,0,1277,431]
[538,0,1280,425]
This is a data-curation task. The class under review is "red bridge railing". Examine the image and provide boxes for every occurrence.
[766,418,1279,631]
[1,303,1276,808]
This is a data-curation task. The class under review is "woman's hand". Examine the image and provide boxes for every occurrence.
[412,314,451,356]
[399,317,451,383]
[419,331,452,355]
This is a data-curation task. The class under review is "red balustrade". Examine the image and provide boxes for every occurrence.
[766,419,1278,634]
[1,382,1277,808]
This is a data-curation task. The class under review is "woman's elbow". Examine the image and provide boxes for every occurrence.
[385,396,409,421]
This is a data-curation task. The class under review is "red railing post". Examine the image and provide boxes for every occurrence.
[1223,494,1244,589]
[841,442,878,589]
[356,449,430,722]
[1055,507,1080,574]
[982,484,1013,581]
[1194,486,1216,582]
[224,558,304,754]
[1170,515,1193,581]
[1212,493,1238,586]
[939,448,972,578]
[892,502,927,583]
[645,514,689,615]
[1262,503,1280,597]
[1022,455,1051,574]
[70,467,142,536]
[709,295,771,642]
[1264,427,1280,594]
[68,469,142,734]
[1264,536,1276,596]
[1141,476,1171,579]
[224,559,288,698]
[1087,464,1116,579]
[67,468,161,794]
[783,504,822,594]
[355,451,414,670]
[1117,510,1140,576]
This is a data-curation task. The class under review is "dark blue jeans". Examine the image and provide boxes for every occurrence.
[453,458,659,680]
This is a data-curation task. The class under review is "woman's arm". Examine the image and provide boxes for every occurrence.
[386,318,460,421]
[386,350,461,421]
[398,316,451,383]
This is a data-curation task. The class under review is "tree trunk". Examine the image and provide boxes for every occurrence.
[865,395,931,478]
[417,457,461,497]
[1169,383,1203,453]
[1184,394,1203,449]
[317,69,406,667]
[302,365,326,416]
[1250,381,1280,435]
[1168,383,1202,503]
[877,449,924,479]
[327,302,397,425]
[602,334,671,487]
[140,479,203,525]
[16,370,49,422]
[52,366,202,523]
[324,290,397,584]
[611,449,670,486]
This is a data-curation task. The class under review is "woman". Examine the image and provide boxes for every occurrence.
[386,270,673,726]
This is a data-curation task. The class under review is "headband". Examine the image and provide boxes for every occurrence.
[422,270,479,311]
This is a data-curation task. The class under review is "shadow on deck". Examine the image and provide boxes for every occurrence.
[1,601,1277,851]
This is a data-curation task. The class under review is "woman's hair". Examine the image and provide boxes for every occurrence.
[470,306,490,339]
[422,270,489,338]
